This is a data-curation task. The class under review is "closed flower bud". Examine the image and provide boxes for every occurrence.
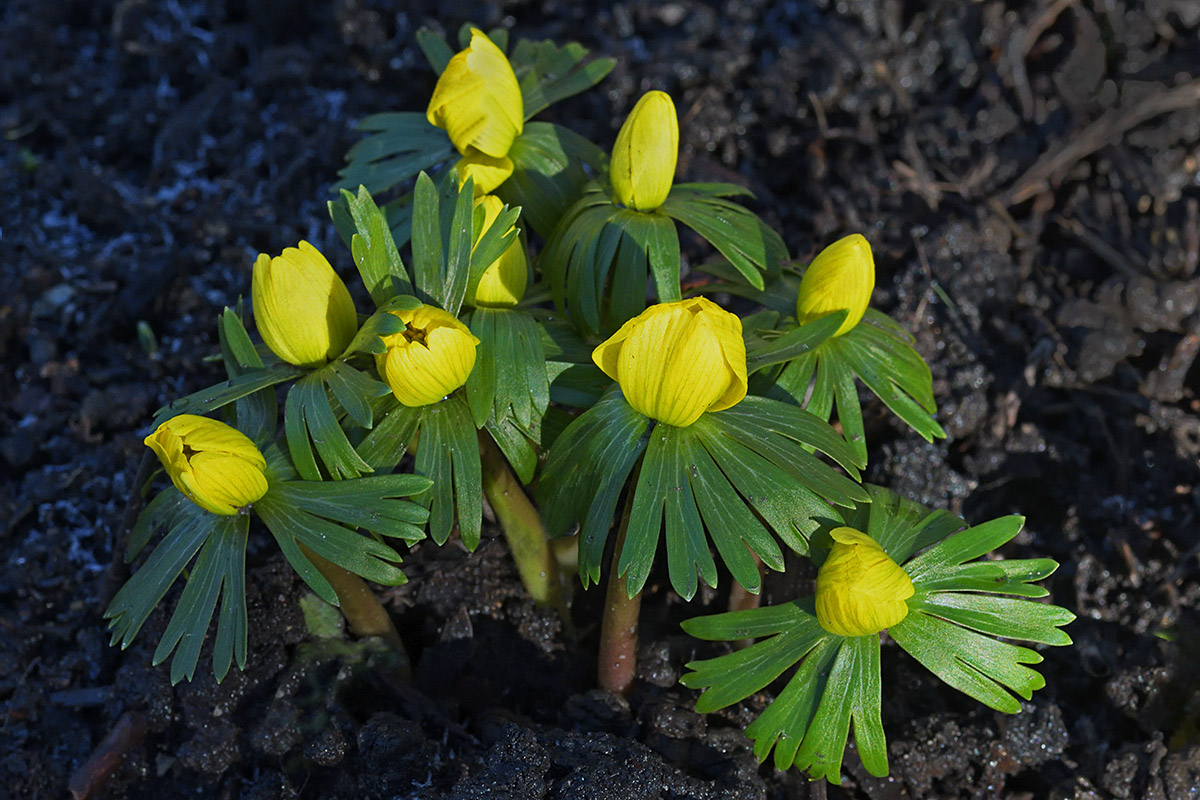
[610,90,679,212]
[145,415,269,516]
[815,527,914,637]
[592,297,747,427]
[252,241,358,367]
[795,234,875,337]
[377,304,480,407]
[427,28,524,160]
[455,151,514,196]
[468,195,527,308]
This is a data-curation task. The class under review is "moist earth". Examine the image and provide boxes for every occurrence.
[3,1,1200,798]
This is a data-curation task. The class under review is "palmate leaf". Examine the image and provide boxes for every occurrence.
[681,600,887,782]
[660,185,789,290]
[538,387,652,587]
[499,122,606,239]
[333,112,454,197]
[465,308,550,445]
[152,363,299,428]
[284,368,374,482]
[681,492,1074,782]
[216,306,276,447]
[332,185,413,306]
[356,395,482,550]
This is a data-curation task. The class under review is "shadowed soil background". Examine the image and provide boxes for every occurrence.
[4,0,1200,797]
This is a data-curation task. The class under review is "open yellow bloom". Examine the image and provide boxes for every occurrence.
[376,304,480,407]
[815,528,914,637]
[795,234,875,337]
[592,297,746,427]
[252,241,357,367]
[468,195,527,308]
[610,90,679,212]
[427,28,523,162]
[145,415,269,516]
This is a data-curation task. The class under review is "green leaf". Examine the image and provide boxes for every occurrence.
[338,185,413,305]
[416,26,454,73]
[217,307,276,446]
[256,486,411,603]
[835,484,964,565]
[538,388,651,587]
[467,308,550,432]
[903,516,1027,581]
[501,122,606,239]
[910,592,1075,646]
[509,38,615,119]
[334,112,454,196]
[356,399,421,473]
[269,474,430,541]
[440,174,480,317]
[660,189,788,288]
[344,296,420,357]
[284,370,374,481]
[410,172,444,305]
[410,395,483,549]
[744,311,846,373]
[324,361,390,430]
[152,515,249,684]
[623,210,681,304]
[485,415,539,485]
[153,364,299,427]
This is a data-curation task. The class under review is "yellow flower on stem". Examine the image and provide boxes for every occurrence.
[815,527,914,637]
[468,195,527,308]
[251,241,357,367]
[144,415,269,516]
[795,233,875,337]
[592,297,747,427]
[427,28,523,166]
[609,90,679,212]
[376,304,481,407]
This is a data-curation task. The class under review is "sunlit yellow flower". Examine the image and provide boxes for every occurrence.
[609,90,679,212]
[455,151,514,196]
[376,304,480,407]
[468,195,527,308]
[144,415,268,516]
[795,234,875,337]
[427,28,523,162]
[252,241,357,367]
[592,297,746,427]
[815,527,913,637]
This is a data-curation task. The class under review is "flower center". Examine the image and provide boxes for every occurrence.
[402,325,430,346]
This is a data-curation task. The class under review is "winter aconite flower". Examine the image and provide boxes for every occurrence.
[795,234,875,338]
[469,195,527,308]
[592,297,747,427]
[427,28,524,195]
[609,90,678,212]
[377,304,481,407]
[815,527,913,637]
[144,415,269,516]
[252,241,357,367]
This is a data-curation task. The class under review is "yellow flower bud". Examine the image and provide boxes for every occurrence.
[815,527,914,637]
[455,151,515,196]
[251,241,358,367]
[468,195,527,308]
[427,28,524,160]
[795,234,875,337]
[592,297,747,427]
[144,415,269,516]
[610,90,679,212]
[376,304,480,407]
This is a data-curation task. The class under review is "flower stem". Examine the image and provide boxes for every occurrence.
[597,489,640,695]
[300,545,412,681]
[478,433,569,621]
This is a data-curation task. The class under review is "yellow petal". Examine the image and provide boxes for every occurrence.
[795,234,875,337]
[252,241,358,366]
[815,527,914,637]
[377,305,480,406]
[426,28,523,159]
[467,194,526,307]
[144,415,269,515]
[455,150,514,195]
[610,90,679,212]
[591,297,746,427]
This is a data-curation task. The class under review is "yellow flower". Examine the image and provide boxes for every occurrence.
[468,195,527,308]
[795,234,875,337]
[610,90,679,212]
[252,241,358,367]
[454,151,514,196]
[144,415,269,516]
[427,28,523,161]
[376,304,480,407]
[815,527,914,637]
[592,297,747,427]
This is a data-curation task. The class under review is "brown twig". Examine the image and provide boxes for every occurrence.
[68,711,147,800]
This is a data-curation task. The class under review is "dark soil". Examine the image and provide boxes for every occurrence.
[4,0,1200,797]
